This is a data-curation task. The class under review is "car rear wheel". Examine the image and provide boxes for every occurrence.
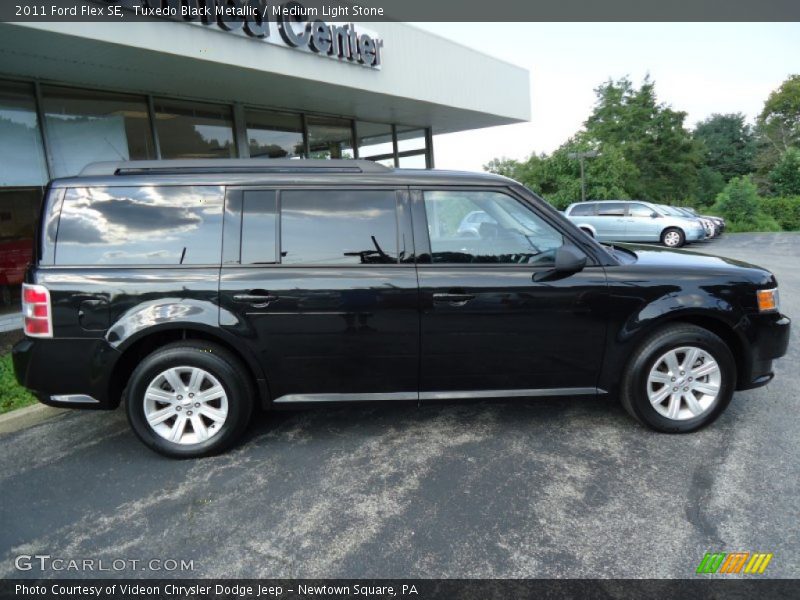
[125,341,254,458]
[661,227,685,248]
[579,227,594,238]
[620,324,735,433]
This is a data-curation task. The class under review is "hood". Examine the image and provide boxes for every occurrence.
[611,243,772,280]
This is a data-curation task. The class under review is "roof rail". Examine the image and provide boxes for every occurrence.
[79,159,392,177]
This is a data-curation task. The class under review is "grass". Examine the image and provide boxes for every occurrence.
[0,353,37,414]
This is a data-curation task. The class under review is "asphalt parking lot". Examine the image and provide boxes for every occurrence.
[1,233,798,579]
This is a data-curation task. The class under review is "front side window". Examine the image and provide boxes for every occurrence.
[423,190,564,265]
[628,203,654,217]
[280,190,398,265]
[55,186,224,265]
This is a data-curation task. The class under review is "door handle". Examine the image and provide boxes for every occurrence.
[433,293,476,305]
[233,292,278,307]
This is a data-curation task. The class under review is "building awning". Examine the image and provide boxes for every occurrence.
[0,20,530,133]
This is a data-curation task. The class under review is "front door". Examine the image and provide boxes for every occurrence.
[623,202,662,242]
[413,188,609,398]
[219,187,420,403]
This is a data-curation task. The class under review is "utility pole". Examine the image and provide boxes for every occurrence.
[567,150,600,202]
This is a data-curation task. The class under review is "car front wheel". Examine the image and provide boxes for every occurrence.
[620,324,736,433]
[661,227,685,248]
[125,341,254,458]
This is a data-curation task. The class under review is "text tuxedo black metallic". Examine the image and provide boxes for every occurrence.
[12,160,791,457]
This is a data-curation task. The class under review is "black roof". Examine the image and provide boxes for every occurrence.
[51,159,515,188]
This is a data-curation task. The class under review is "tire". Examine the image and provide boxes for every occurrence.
[620,324,736,433]
[661,227,685,248]
[125,341,254,458]
[580,227,594,238]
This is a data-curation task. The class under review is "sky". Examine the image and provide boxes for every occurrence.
[418,23,800,172]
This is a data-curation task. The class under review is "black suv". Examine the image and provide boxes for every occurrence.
[13,160,790,458]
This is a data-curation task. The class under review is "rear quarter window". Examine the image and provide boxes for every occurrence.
[55,186,224,265]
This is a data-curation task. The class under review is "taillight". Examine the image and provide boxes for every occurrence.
[22,283,52,338]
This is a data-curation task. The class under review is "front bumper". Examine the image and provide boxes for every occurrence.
[686,227,706,242]
[736,313,791,390]
[13,337,121,409]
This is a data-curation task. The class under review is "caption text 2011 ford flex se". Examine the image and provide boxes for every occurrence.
[13,160,790,458]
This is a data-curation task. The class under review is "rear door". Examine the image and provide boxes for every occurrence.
[219,187,420,404]
[594,202,627,241]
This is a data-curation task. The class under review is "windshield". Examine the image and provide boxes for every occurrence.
[659,205,684,217]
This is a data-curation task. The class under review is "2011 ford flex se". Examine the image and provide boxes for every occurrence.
[13,160,791,458]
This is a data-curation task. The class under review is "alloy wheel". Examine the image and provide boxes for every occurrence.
[143,366,229,445]
[646,346,721,421]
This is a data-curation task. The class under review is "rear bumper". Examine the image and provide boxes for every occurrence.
[737,313,791,390]
[13,337,120,409]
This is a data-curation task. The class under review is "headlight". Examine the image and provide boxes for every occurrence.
[757,288,779,312]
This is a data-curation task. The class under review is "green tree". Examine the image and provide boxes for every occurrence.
[693,113,755,181]
[756,74,800,180]
[695,166,726,207]
[768,147,800,196]
[758,74,800,153]
[584,76,702,202]
[485,141,637,210]
[713,176,780,232]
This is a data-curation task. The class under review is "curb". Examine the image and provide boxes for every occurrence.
[0,403,68,435]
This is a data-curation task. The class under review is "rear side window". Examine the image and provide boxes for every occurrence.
[569,203,595,216]
[55,186,224,265]
[241,190,277,264]
[280,190,398,265]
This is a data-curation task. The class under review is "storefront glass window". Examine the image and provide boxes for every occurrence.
[306,116,354,159]
[0,81,48,186]
[42,86,155,178]
[356,121,394,161]
[396,127,426,153]
[0,187,42,311]
[398,154,427,169]
[245,109,304,159]
[154,99,236,159]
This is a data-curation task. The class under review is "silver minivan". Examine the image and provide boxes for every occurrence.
[564,200,706,247]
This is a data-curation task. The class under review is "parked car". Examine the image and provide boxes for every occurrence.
[564,200,706,247]
[457,210,496,236]
[683,207,726,235]
[13,160,790,457]
[659,205,715,238]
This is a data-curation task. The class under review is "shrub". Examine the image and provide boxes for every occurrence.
[760,196,800,231]
[713,176,782,231]
[769,148,800,196]
[725,214,781,233]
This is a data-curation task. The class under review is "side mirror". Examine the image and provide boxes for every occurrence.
[650,212,660,218]
[533,243,587,282]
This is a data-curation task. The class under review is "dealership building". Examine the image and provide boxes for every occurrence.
[0,12,530,310]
